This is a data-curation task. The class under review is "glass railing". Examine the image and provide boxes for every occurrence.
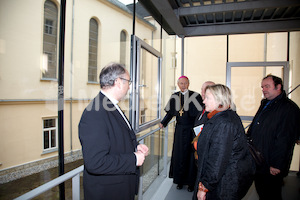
[14,120,175,200]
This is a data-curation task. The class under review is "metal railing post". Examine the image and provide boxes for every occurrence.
[163,126,169,177]
[138,139,144,200]
[72,173,80,200]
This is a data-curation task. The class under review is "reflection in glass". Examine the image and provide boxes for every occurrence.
[139,48,159,126]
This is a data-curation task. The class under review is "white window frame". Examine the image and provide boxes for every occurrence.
[42,117,58,154]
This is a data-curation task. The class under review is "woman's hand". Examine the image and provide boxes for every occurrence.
[197,190,206,200]
[270,167,280,175]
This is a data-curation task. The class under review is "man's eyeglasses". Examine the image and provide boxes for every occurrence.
[119,77,132,85]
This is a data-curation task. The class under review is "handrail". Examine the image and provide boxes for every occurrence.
[14,120,176,200]
[14,165,84,200]
[288,84,300,95]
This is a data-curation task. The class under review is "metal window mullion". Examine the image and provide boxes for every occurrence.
[135,41,141,131]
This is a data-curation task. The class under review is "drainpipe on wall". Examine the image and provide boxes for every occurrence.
[69,0,75,155]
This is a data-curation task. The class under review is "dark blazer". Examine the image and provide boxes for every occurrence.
[78,92,139,200]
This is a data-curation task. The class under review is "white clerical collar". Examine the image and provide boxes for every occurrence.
[100,90,131,129]
[101,90,118,105]
[181,90,189,95]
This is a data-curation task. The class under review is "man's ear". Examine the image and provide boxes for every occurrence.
[275,84,282,91]
[114,78,120,89]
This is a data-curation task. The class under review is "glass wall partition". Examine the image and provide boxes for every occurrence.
[226,62,289,121]
[180,32,300,172]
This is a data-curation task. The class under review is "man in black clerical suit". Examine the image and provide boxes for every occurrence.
[159,76,203,192]
[79,63,149,200]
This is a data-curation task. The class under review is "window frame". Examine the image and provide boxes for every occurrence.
[88,18,99,83]
[42,0,59,80]
[120,30,127,65]
[42,117,58,154]
[130,35,162,132]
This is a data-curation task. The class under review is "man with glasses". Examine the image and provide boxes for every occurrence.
[79,62,149,200]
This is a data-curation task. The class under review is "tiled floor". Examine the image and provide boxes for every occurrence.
[147,171,300,200]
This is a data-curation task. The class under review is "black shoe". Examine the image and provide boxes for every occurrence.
[176,184,183,190]
[187,185,194,192]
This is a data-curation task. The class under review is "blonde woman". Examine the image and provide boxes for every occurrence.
[193,84,255,200]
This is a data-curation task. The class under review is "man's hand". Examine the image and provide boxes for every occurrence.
[159,123,164,129]
[137,144,149,156]
[134,151,145,166]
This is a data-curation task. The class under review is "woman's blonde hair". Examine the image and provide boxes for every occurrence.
[205,84,236,111]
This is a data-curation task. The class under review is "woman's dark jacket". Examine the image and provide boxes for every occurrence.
[194,109,255,200]
[247,91,300,176]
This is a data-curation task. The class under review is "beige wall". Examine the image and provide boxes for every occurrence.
[0,0,159,170]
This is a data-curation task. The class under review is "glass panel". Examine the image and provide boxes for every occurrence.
[88,18,98,82]
[139,127,162,193]
[42,0,58,79]
[139,47,159,125]
[120,31,127,65]
[44,119,55,128]
[44,131,49,149]
[51,130,56,148]
[231,66,284,118]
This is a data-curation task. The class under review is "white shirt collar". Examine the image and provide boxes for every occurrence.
[100,90,131,129]
[181,89,189,95]
[101,90,118,105]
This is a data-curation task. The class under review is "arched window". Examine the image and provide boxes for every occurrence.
[42,0,58,79]
[88,18,98,82]
[120,30,127,65]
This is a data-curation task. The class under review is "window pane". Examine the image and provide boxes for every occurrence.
[88,18,98,82]
[231,66,284,117]
[51,130,56,148]
[43,0,58,79]
[44,131,49,149]
[120,31,126,65]
[139,47,159,124]
[44,119,55,128]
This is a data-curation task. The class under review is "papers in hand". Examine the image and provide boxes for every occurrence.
[193,124,204,136]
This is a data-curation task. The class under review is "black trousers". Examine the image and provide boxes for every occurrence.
[254,173,283,200]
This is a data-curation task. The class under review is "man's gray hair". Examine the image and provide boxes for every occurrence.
[99,62,126,89]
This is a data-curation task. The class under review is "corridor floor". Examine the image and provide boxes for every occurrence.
[149,171,300,200]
